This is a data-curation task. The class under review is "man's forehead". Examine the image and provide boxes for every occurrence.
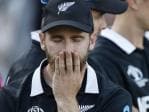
[46,26,88,34]
[45,26,90,38]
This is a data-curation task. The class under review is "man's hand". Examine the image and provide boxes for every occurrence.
[51,51,86,112]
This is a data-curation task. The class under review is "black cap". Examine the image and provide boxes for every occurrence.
[41,0,93,33]
[86,0,128,14]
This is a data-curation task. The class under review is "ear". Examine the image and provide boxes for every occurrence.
[89,34,96,50]
[39,32,46,51]
[127,0,139,10]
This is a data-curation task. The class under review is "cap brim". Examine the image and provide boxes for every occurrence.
[41,20,93,33]
[91,0,128,14]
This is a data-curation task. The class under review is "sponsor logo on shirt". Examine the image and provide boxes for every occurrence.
[79,104,95,112]
[27,106,44,112]
[127,65,149,87]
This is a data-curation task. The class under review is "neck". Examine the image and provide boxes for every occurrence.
[112,14,144,49]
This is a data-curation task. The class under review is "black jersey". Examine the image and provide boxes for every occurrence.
[5,0,46,85]
[6,40,45,85]
[89,28,149,111]
[0,59,132,112]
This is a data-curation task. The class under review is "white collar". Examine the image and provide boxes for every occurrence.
[101,28,136,54]
[145,31,149,40]
[30,59,99,97]
[31,30,41,42]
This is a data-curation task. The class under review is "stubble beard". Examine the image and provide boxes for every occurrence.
[45,49,88,72]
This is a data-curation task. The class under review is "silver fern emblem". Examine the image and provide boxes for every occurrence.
[79,105,95,112]
[57,1,75,15]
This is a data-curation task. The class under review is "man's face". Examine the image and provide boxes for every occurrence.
[91,10,107,46]
[40,26,92,67]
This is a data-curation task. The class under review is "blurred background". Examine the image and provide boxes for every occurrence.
[0,0,42,82]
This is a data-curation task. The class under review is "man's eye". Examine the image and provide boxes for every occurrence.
[52,37,63,42]
[72,37,83,42]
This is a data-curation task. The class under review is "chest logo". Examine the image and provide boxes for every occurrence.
[127,65,148,87]
[79,104,95,112]
[123,105,130,112]
[27,106,44,112]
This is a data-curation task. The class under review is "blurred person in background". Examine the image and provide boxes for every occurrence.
[4,0,46,84]
[0,0,44,81]
[104,14,115,27]
[89,0,149,111]
[88,0,127,47]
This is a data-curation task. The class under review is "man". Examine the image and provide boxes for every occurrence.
[87,0,128,47]
[0,0,132,112]
[6,0,128,85]
[89,0,149,111]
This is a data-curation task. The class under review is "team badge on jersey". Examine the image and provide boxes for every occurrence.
[79,104,95,112]
[41,0,48,4]
[27,106,44,112]
[123,105,130,112]
[127,65,149,87]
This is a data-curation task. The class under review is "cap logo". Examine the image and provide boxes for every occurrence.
[57,1,75,15]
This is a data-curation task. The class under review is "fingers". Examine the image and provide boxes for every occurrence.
[55,56,59,75]
[59,51,65,74]
[66,51,73,73]
[55,51,81,74]
[73,52,80,72]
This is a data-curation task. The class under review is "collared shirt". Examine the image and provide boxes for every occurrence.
[145,31,149,40]
[30,59,99,97]
[0,59,132,112]
[101,28,136,54]
[31,30,41,42]
[89,28,149,110]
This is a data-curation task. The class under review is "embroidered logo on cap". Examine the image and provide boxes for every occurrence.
[57,1,75,15]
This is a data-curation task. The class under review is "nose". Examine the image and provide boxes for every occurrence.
[64,39,73,52]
